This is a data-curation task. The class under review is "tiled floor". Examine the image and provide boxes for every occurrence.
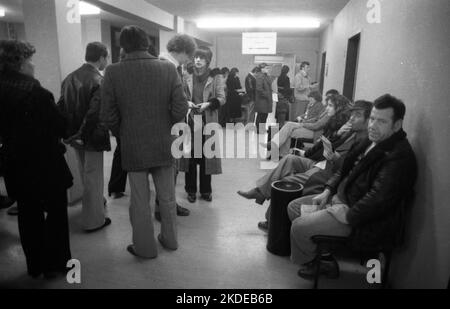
[0,129,374,289]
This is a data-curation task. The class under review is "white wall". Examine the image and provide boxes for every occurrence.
[215,35,320,83]
[320,0,450,288]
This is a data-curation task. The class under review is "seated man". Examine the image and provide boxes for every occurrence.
[297,91,326,124]
[287,94,417,279]
[238,101,373,230]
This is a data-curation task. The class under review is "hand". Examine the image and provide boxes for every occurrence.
[296,116,303,123]
[312,189,331,209]
[338,122,353,136]
[323,148,335,161]
[326,204,350,224]
[188,101,197,109]
[197,102,211,113]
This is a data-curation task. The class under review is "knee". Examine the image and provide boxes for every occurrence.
[291,218,309,241]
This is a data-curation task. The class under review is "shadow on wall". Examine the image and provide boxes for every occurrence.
[390,112,438,288]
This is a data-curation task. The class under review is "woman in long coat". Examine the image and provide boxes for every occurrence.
[226,68,243,122]
[0,40,73,278]
[178,47,225,203]
[254,63,273,133]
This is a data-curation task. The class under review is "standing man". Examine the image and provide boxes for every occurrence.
[101,26,188,258]
[255,63,273,134]
[58,42,111,233]
[157,34,198,219]
[245,66,259,125]
[293,61,317,120]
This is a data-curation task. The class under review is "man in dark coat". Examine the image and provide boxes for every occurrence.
[0,40,73,278]
[287,94,417,279]
[58,42,111,233]
[101,26,188,258]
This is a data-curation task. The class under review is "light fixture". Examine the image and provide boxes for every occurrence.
[197,17,320,29]
[80,1,101,15]
[0,8,5,17]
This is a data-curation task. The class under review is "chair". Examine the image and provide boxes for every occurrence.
[309,193,414,289]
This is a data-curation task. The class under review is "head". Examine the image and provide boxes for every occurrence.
[259,63,270,74]
[221,67,230,78]
[308,91,322,105]
[368,94,405,144]
[0,40,36,77]
[348,100,373,132]
[229,67,239,78]
[324,89,340,106]
[210,67,221,77]
[119,25,150,54]
[85,42,108,71]
[281,65,290,76]
[167,34,197,65]
[300,61,310,73]
[327,95,351,117]
[252,66,261,74]
[193,46,213,70]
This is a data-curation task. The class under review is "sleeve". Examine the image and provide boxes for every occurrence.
[100,67,121,137]
[78,83,102,140]
[168,65,189,123]
[208,75,226,111]
[255,75,266,98]
[40,89,69,139]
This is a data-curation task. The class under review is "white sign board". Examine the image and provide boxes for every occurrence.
[242,32,277,55]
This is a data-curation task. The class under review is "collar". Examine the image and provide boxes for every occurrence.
[124,51,157,61]
[84,63,101,75]
[159,52,180,67]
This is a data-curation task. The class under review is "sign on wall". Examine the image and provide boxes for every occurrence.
[242,32,277,55]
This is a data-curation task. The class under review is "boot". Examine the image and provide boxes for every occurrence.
[237,188,266,205]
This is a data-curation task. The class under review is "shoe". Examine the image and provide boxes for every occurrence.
[177,204,190,216]
[297,257,340,280]
[110,192,125,199]
[7,205,18,216]
[85,217,112,233]
[0,196,16,210]
[44,268,68,280]
[187,194,196,203]
[258,221,269,231]
[157,234,177,251]
[200,193,212,202]
[237,188,266,205]
[126,245,157,259]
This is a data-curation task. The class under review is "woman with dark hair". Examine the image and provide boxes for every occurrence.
[264,95,352,157]
[276,65,291,127]
[0,40,73,278]
[226,67,243,123]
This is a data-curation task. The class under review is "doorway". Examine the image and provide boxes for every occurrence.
[343,33,361,101]
[319,52,326,94]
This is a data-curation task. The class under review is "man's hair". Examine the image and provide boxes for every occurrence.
[353,100,374,119]
[281,65,290,75]
[252,66,261,73]
[167,34,197,58]
[221,67,230,75]
[119,25,150,53]
[0,40,36,72]
[374,94,406,122]
[326,89,339,97]
[194,46,213,65]
[308,91,323,103]
[300,61,310,70]
[85,42,108,62]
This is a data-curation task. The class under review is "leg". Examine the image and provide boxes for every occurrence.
[17,196,45,276]
[255,113,268,134]
[152,165,178,250]
[184,159,198,195]
[108,137,127,195]
[270,122,302,155]
[128,171,157,258]
[291,127,315,140]
[289,206,352,266]
[248,101,256,125]
[80,151,106,230]
[199,158,212,196]
[256,155,316,198]
[43,189,71,273]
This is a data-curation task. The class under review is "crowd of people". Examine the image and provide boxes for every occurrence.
[0,24,417,283]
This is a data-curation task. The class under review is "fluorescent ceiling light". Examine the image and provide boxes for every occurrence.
[197,18,320,29]
[80,1,101,15]
[0,8,5,17]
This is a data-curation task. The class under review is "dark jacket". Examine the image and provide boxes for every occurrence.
[255,72,273,113]
[101,52,189,171]
[58,63,110,152]
[245,73,256,102]
[326,130,417,250]
[0,70,73,198]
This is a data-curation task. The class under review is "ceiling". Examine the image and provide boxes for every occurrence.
[145,0,350,34]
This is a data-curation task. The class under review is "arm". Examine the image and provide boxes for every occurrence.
[256,75,269,99]
[100,67,120,137]
[169,65,189,123]
[302,114,331,131]
[78,83,102,141]
[40,89,69,139]
[208,74,226,111]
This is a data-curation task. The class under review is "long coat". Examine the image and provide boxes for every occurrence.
[0,70,73,198]
[178,73,226,175]
[100,51,189,172]
[254,72,273,113]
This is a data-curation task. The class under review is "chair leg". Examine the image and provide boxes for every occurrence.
[313,250,322,289]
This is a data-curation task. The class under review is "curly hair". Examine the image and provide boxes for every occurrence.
[0,40,36,72]
[167,34,197,58]
[323,94,352,138]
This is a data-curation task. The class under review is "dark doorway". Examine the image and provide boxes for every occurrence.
[319,52,326,94]
[343,33,361,101]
